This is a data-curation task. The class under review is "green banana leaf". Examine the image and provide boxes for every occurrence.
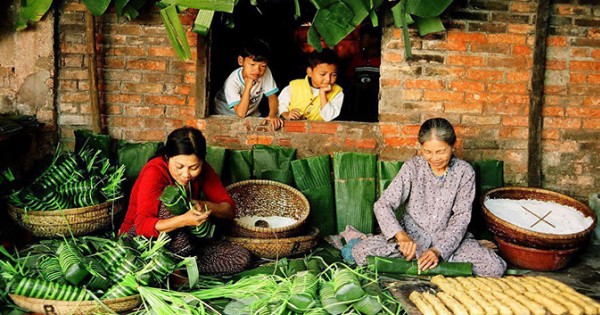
[333,152,377,234]
[15,0,53,31]
[116,0,147,20]
[294,0,301,19]
[74,129,112,159]
[192,9,215,35]
[83,0,112,16]
[414,16,445,36]
[376,160,403,198]
[309,0,338,10]
[156,0,235,13]
[159,4,191,60]
[291,155,336,236]
[206,145,227,176]
[406,0,453,18]
[225,150,253,184]
[307,25,323,52]
[471,160,504,194]
[117,140,163,189]
[367,256,473,276]
[252,145,296,185]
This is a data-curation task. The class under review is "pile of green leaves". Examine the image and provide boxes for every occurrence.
[0,233,195,307]
[6,145,125,211]
[158,183,215,239]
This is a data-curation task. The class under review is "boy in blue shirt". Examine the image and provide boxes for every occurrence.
[214,39,282,130]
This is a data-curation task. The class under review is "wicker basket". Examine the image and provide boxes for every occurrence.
[7,200,123,238]
[9,294,141,315]
[226,227,319,259]
[226,180,310,239]
[481,187,597,249]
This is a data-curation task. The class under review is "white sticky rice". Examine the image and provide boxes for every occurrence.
[236,216,298,229]
[484,198,594,235]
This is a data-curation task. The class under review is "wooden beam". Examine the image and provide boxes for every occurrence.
[195,36,209,118]
[528,0,550,187]
[85,11,103,134]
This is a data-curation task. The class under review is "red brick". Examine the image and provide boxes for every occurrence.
[542,129,560,140]
[508,24,534,34]
[454,126,480,137]
[484,103,526,115]
[309,122,339,134]
[379,124,399,136]
[147,47,178,57]
[344,138,377,149]
[402,90,422,100]
[499,127,528,138]
[513,45,532,55]
[104,57,126,69]
[143,118,183,129]
[109,116,144,128]
[583,119,600,129]
[170,61,196,72]
[444,102,483,113]
[381,77,401,87]
[122,83,163,94]
[423,91,464,102]
[447,55,484,66]
[544,117,581,129]
[112,25,144,36]
[60,80,78,91]
[400,125,421,136]
[502,116,528,126]
[570,61,600,71]
[571,48,590,58]
[449,80,485,92]
[106,94,142,104]
[510,2,535,12]
[592,49,600,60]
[213,135,241,145]
[124,106,165,116]
[447,31,487,43]
[145,95,186,106]
[123,130,166,141]
[127,59,167,71]
[63,2,87,11]
[246,135,273,145]
[282,121,307,133]
[542,106,564,116]
[506,93,530,107]
[544,85,567,95]
[60,92,89,103]
[61,69,89,80]
[404,79,444,90]
[546,60,566,70]
[165,107,195,117]
[106,105,123,115]
[61,44,86,54]
[566,108,600,118]
[570,73,586,84]
[583,96,600,107]
[462,115,501,125]
[507,71,530,82]
[278,138,292,147]
[487,56,531,68]
[487,83,528,94]
[587,74,600,84]
[384,137,418,147]
[184,74,196,84]
[422,41,468,51]
[488,34,527,44]
[546,36,567,47]
[556,4,591,15]
[106,46,145,56]
[383,53,404,63]
[465,92,505,103]
[465,70,504,82]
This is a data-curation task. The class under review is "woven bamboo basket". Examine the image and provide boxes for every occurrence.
[7,200,123,238]
[481,187,597,249]
[9,294,141,315]
[226,180,310,239]
[225,227,319,259]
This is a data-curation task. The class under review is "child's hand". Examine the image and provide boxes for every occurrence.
[243,77,257,90]
[287,109,302,120]
[262,115,283,131]
[319,84,332,93]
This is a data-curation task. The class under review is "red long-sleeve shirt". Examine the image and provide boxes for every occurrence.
[118,157,235,238]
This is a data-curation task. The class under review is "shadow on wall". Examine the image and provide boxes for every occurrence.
[0,1,16,37]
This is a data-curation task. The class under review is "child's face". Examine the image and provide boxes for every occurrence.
[238,56,268,81]
[307,63,338,88]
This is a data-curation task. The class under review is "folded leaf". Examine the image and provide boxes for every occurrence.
[83,0,112,17]
[415,16,445,36]
[15,0,53,31]
[156,0,235,13]
[406,0,453,18]
[192,9,215,35]
[159,4,192,60]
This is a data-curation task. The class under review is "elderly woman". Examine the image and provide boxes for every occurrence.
[119,126,251,275]
[352,118,506,276]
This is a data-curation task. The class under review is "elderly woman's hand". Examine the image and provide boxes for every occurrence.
[418,248,440,272]
[181,208,211,227]
[395,231,417,261]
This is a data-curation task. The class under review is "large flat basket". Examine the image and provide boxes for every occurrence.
[226,227,319,259]
[226,180,310,239]
[8,200,123,238]
[9,294,141,315]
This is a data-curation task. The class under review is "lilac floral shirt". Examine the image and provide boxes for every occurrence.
[374,156,476,260]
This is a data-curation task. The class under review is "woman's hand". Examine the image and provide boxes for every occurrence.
[395,231,417,261]
[418,248,440,271]
[181,208,211,227]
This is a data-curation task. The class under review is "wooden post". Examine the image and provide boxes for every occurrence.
[85,11,103,134]
[528,0,550,187]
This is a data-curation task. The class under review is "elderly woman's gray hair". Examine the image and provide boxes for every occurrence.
[418,118,457,146]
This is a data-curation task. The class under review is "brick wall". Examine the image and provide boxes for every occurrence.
[55,0,600,200]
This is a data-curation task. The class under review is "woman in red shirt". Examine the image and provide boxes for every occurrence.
[119,126,251,275]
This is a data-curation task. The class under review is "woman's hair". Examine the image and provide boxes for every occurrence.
[418,118,457,146]
[157,126,207,160]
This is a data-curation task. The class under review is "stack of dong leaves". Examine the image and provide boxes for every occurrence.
[159,183,215,239]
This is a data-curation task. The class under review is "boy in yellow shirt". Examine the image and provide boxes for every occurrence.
[278,49,344,122]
